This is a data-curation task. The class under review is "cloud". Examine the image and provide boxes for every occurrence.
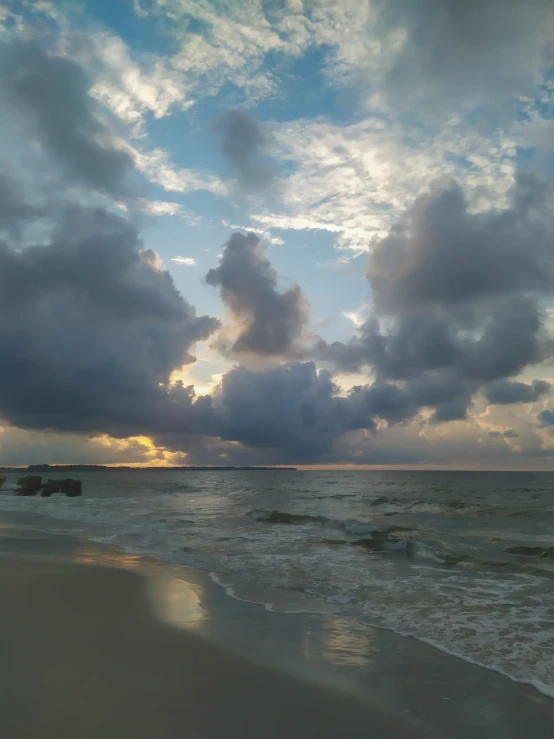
[484,380,550,406]
[0,40,135,198]
[255,114,518,254]
[76,30,188,134]
[171,256,197,266]
[0,173,37,236]
[372,0,554,110]
[221,220,284,245]
[319,175,554,421]
[0,425,161,466]
[206,232,308,356]
[0,205,218,437]
[213,109,276,196]
[131,146,225,195]
[367,177,553,311]
[134,0,554,118]
[538,409,554,427]
[208,362,418,459]
[136,200,183,217]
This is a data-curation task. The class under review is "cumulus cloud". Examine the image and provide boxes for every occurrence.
[0,205,218,437]
[373,0,554,110]
[208,362,418,459]
[368,177,553,311]
[484,380,550,406]
[213,109,276,196]
[206,232,308,357]
[3,3,554,466]
[319,175,554,421]
[0,173,37,236]
[172,256,197,266]
[0,40,135,198]
[538,409,554,427]
[0,33,228,445]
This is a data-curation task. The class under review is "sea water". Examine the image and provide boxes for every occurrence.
[0,469,552,696]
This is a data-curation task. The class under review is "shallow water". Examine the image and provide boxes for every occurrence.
[1,469,553,696]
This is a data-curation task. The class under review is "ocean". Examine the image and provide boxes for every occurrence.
[1,469,553,698]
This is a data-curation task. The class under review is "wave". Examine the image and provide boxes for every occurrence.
[247,509,327,525]
[246,507,551,572]
[505,546,554,559]
[349,537,554,576]
[368,496,498,515]
[247,508,412,537]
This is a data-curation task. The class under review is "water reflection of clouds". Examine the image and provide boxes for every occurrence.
[301,618,377,671]
[321,620,377,669]
[149,575,207,629]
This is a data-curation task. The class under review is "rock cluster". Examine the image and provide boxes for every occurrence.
[16,476,82,497]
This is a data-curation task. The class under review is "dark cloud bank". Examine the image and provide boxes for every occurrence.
[1,40,135,198]
[373,0,554,110]
[1,37,554,465]
[319,177,554,426]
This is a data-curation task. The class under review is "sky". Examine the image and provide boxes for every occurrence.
[2,0,554,468]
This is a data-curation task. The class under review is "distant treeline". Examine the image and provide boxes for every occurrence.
[0,464,297,472]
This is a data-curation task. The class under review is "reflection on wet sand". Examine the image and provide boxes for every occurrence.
[298,618,377,671]
[148,575,207,629]
[320,618,377,669]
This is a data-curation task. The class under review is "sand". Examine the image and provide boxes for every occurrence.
[0,558,432,739]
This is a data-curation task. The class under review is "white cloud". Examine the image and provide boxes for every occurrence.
[342,310,365,328]
[87,32,190,131]
[250,114,520,254]
[131,146,226,195]
[171,256,198,266]
[43,24,190,137]
[221,220,284,245]
[137,199,182,217]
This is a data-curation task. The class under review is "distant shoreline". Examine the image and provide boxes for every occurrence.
[0,464,298,472]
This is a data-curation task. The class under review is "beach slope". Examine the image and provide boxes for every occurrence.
[0,559,429,739]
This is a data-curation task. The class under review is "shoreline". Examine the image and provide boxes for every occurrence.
[0,557,430,739]
[1,520,553,737]
[2,502,553,703]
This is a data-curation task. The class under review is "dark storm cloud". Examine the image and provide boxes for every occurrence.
[0,206,219,436]
[206,232,308,356]
[0,40,135,198]
[208,362,417,458]
[538,410,554,427]
[0,174,38,236]
[374,0,554,109]
[319,175,554,422]
[368,178,552,312]
[484,379,550,405]
[213,109,276,195]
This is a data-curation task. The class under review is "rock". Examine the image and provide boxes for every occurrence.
[46,479,66,493]
[16,476,42,496]
[16,487,37,496]
[40,484,58,497]
[15,475,82,497]
[0,475,6,489]
[67,479,82,497]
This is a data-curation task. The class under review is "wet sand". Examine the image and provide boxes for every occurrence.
[0,520,553,738]
[0,558,430,739]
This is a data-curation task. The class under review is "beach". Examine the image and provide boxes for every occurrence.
[0,521,553,738]
[0,557,430,739]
